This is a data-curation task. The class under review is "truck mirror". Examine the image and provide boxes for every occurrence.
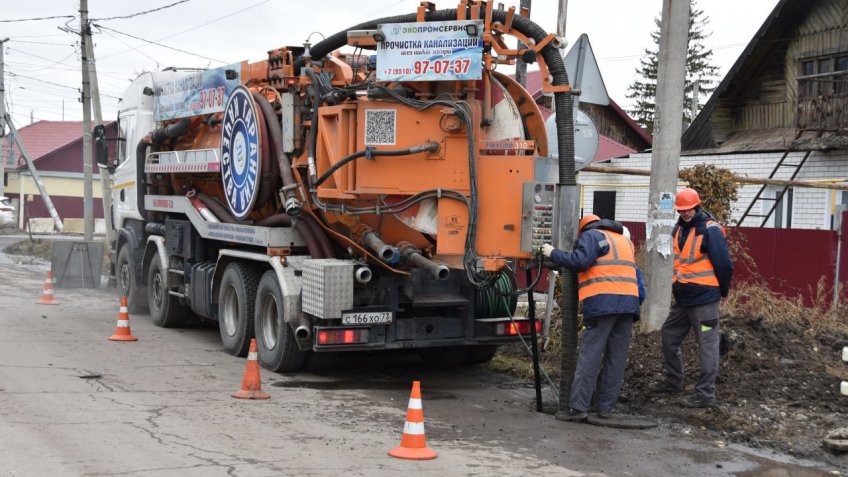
[93,124,111,171]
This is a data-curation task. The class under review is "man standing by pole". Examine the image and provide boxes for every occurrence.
[642,0,690,332]
[648,188,733,408]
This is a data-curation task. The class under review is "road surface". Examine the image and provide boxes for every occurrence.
[0,236,838,476]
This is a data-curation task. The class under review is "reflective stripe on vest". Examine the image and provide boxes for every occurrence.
[577,230,639,301]
[673,220,723,287]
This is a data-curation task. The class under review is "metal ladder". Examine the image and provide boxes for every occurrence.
[737,149,813,227]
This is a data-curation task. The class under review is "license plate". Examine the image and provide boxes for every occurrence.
[341,310,393,325]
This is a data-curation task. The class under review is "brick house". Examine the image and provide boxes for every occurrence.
[579,0,848,229]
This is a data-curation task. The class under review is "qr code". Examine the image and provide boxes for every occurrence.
[364,109,397,145]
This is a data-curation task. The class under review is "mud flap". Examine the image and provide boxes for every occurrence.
[51,241,104,288]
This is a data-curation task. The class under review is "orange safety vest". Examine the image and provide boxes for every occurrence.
[673,220,725,287]
[577,230,639,301]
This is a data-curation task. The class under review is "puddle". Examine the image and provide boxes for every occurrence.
[270,380,457,399]
[736,465,836,476]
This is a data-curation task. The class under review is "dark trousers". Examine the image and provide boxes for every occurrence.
[660,301,720,401]
[569,313,634,413]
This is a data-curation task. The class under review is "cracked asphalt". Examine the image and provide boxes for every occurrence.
[0,236,839,476]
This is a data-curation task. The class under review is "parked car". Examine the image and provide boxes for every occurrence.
[0,196,16,227]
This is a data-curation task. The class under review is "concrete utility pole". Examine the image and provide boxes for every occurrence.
[80,0,94,241]
[514,0,531,87]
[556,0,568,47]
[82,13,116,251]
[642,0,690,332]
[0,38,8,199]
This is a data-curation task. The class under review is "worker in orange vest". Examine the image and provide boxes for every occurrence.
[648,188,733,408]
[542,214,644,422]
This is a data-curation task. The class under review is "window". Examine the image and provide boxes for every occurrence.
[118,113,135,164]
[592,191,616,220]
[763,187,793,228]
[798,53,848,98]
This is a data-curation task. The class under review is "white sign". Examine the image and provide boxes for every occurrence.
[376,20,483,82]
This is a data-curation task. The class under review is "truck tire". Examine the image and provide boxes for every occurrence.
[218,262,260,357]
[420,346,468,368]
[117,245,146,313]
[463,345,499,365]
[148,253,188,328]
[254,270,306,372]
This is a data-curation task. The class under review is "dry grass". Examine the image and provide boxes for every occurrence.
[4,239,53,261]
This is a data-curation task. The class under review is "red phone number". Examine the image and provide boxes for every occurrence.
[413,59,472,75]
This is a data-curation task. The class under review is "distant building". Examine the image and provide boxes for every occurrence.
[3,120,117,228]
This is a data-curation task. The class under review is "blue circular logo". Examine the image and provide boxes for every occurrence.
[221,86,261,220]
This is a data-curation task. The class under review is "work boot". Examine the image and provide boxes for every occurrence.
[679,395,716,408]
[595,410,612,419]
[648,380,682,394]
[557,408,588,422]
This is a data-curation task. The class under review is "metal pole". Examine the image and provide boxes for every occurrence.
[82,13,116,252]
[514,0,531,87]
[526,269,543,412]
[0,38,8,199]
[642,0,690,332]
[556,0,568,46]
[80,0,94,241]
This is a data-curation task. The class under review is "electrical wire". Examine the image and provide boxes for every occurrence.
[90,0,191,21]
[502,296,560,400]
[0,15,75,23]
[93,24,227,64]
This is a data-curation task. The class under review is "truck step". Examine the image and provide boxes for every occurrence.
[168,290,187,299]
[168,268,185,275]
[411,294,470,307]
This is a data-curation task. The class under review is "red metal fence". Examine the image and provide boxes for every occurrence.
[518,215,846,307]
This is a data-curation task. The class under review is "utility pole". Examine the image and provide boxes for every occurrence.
[0,37,9,199]
[80,0,94,241]
[514,0,531,87]
[642,0,690,332]
[81,12,116,253]
[556,0,567,48]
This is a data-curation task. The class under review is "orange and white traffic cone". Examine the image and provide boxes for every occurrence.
[108,296,138,342]
[36,270,59,305]
[388,381,437,460]
[232,339,270,400]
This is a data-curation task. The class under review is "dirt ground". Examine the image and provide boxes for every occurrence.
[622,314,848,463]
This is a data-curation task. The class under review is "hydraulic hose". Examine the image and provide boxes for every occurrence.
[255,212,292,227]
[196,193,239,224]
[303,214,335,258]
[313,142,439,188]
[252,92,301,216]
[150,118,190,144]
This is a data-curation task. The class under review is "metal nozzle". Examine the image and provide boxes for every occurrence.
[363,231,400,264]
[354,266,372,284]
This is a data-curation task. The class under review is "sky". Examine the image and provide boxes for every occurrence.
[1,0,780,129]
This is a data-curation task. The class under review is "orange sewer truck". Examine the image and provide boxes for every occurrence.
[98,1,576,372]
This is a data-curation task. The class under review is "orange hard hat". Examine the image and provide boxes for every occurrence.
[579,214,600,231]
[674,188,701,211]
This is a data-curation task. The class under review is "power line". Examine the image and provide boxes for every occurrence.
[0,15,75,23]
[91,0,191,21]
[94,24,226,64]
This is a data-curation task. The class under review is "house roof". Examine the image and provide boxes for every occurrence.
[5,121,84,168]
[682,0,809,151]
[595,135,636,162]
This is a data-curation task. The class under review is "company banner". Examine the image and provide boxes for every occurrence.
[376,20,483,82]
[154,63,242,121]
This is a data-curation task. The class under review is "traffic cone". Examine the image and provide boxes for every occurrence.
[108,296,138,342]
[36,271,59,305]
[232,339,270,400]
[388,381,437,460]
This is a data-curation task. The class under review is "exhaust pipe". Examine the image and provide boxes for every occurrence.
[399,242,450,281]
[354,265,372,283]
[362,231,400,264]
[295,313,312,341]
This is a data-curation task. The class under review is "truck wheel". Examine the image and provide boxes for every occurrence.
[117,245,146,313]
[254,270,306,372]
[218,262,260,357]
[463,345,498,365]
[148,253,188,328]
[420,346,468,368]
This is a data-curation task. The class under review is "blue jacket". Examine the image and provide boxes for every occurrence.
[672,209,734,307]
[548,219,642,320]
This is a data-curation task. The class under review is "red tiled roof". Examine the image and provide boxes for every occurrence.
[5,121,84,168]
[594,135,635,162]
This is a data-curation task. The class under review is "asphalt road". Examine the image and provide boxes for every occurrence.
[0,236,839,476]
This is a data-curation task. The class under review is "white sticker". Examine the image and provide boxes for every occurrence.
[659,192,674,212]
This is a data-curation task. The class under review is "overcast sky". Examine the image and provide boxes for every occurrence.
[2,0,779,128]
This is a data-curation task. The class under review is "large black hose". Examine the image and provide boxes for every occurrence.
[151,118,190,144]
[252,92,301,215]
[197,193,239,224]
